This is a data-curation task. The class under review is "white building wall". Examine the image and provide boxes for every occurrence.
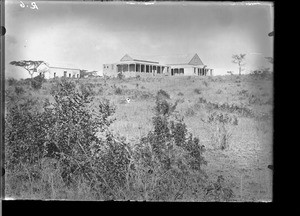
[44,67,80,79]
[184,67,195,76]
[103,64,118,77]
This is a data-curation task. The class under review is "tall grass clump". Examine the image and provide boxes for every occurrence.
[204,112,238,150]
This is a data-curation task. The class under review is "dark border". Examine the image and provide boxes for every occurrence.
[0,0,6,200]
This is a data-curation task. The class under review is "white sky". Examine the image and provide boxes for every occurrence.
[5,1,274,79]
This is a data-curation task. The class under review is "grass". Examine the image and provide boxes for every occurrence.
[5,74,273,201]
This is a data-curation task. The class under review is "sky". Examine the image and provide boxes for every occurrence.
[5,1,274,79]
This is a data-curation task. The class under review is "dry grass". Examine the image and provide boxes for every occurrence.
[5,75,273,201]
[99,75,273,201]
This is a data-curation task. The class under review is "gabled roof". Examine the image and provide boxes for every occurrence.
[119,53,205,66]
[120,54,159,64]
[160,53,204,66]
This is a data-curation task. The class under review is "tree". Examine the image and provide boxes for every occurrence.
[10,60,48,79]
[232,54,246,76]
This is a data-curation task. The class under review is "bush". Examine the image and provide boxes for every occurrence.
[197,97,255,118]
[5,79,131,199]
[156,89,170,101]
[8,78,18,86]
[131,98,207,200]
[250,67,272,80]
[31,75,46,90]
[15,86,25,95]
[117,72,125,80]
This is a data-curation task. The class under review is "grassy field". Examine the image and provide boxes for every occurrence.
[5,74,273,201]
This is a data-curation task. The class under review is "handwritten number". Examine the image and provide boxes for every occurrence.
[30,2,38,10]
[20,1,25,8]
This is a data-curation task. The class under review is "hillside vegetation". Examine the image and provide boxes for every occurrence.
[5,74,273,201]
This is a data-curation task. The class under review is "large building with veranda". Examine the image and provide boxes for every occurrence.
[103,53,213,77]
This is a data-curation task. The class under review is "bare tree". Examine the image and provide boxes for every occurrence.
[232,54,246,76]
[10,60,48,78]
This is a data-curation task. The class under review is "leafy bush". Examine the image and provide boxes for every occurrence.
[8,78,18,86]
[15,86,25,95]
[156,89,170,101]
[114,85,123,95]
[130,96,207,200]
[117,72,125,80]
[31,75,46,90]
[5,79,131,199]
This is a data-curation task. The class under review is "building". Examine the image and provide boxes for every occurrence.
[47,66,81,79]
[37,63,83,79]
[103,53,213,77]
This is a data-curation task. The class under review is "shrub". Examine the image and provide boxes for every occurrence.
[194,88,202,94]
[15,86,25,95]
[156,89,170,101]
[117,72,125,80]
[114,86,123,95]
[5,79,131,199]
[31,75,46,90]
[250,67,272,79]
[131,98,207,200]
[8,78,18,86]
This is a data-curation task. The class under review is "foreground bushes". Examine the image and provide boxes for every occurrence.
[5,80,234,201]
[5,79,130,199]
